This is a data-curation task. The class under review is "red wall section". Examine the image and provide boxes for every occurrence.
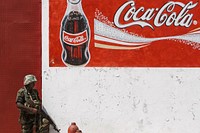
[0,0,41,132]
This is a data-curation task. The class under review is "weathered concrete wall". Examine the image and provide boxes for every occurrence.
[42,68,200,133]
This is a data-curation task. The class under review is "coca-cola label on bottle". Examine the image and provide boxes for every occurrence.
[63,30,88,46]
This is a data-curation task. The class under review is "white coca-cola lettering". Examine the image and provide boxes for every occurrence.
[63,30,88,45]
[114,1,198,29]
[64,36,85,43]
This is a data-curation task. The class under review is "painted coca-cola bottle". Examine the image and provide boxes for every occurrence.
[60,0,90,66]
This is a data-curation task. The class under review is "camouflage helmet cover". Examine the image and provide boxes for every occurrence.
[24,74,37,85]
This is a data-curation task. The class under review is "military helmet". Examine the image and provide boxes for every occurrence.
[24,74,37,85]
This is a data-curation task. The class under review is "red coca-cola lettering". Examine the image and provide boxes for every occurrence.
[63,30,88,46]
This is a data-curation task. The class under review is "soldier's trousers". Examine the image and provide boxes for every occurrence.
[21,123,39,133]
[21,123,34,133]
[19,114,40,133]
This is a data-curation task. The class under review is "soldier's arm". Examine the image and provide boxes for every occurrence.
[16,89,38,114]
[16,102,38,114]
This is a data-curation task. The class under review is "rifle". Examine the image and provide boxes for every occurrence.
[25,99,60,132]
[38,107,61,132]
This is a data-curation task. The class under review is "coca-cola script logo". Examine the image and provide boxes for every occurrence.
[114,1,198,29]
[63,30,88,45]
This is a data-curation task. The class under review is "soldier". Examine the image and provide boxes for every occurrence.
[16,74,41,133]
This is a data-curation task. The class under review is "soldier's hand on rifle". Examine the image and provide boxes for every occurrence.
[26,99,36,107]
[29,107,38,114]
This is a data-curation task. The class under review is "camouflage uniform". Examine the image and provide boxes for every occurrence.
[16,75,41,133]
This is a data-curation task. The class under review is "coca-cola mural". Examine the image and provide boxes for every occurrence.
[49,0,200,67]
[42,1,200,133]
